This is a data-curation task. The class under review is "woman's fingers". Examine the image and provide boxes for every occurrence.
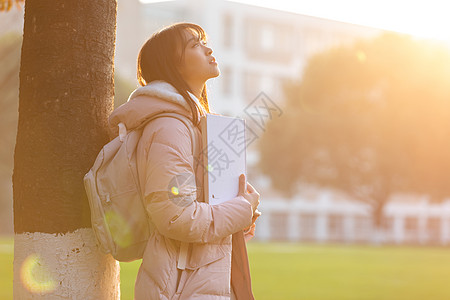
[246,181,255,193]
[247,182,260,201]
[239,174,246,195]
[239,175,261,213]
[239,174,257,195]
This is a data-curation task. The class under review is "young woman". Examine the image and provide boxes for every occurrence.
[109,23,261,299]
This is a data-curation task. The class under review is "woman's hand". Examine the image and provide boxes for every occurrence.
[243,209,261,242]
[238,174,260,213]
[238,174,261,242]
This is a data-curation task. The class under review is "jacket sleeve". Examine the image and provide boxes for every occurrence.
[141,117,253,243]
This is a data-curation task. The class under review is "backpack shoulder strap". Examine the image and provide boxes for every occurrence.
[137,113,200,166]
[138,113,201,271]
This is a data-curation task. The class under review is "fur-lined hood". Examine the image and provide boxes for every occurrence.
[108,80,206,136]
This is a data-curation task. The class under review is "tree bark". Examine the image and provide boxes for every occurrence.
[13,0,119,298]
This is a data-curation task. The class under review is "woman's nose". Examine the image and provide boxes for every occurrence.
[205,46,213,55]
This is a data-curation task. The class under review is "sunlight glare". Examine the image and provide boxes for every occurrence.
[20,253,57,294]
[216,0,450,44]
[356,50,367,63]
[104,210,133,248]
[171,186,179,195]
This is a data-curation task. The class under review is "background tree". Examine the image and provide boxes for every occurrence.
[12,0,120,298]
[259,33,450,236]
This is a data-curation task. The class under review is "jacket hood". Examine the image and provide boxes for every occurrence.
[108,80,205,136]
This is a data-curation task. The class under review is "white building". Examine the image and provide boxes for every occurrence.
[256,189,450,245]
[117,0,382,110]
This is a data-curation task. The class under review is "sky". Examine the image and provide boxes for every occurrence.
[142,0,450,44]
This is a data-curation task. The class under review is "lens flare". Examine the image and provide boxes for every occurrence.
[171,186,179,195]
[104,210,133,248]
[20,253,57,294]
[356,50,367,63]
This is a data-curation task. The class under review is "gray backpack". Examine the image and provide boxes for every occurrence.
[84,112,199,262]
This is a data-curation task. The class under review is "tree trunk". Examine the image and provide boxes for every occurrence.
[13,0,119,298]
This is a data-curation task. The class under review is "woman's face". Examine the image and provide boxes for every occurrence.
[178,30,220,85]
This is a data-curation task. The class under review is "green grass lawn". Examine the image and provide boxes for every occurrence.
[2,237,450,300]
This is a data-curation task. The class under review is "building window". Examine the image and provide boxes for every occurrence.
[328,214,344,241]
[299,213,316,241]
[243,71,261,102]
[243,18,293,64]
[260,74,274,96]
[426,217,441,243]
[382,216,394,240]
[260,25,274,51]
[404,216,418,243]
[221,66,232,96]
[223,14,233,49]
[354,216,372,242]
[270,212,289,241]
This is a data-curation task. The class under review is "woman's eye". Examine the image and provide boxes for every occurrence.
[193,40,207,47]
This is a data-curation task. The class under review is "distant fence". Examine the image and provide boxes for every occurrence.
[254,193,450,245]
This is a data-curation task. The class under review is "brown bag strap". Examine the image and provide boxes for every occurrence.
[231,230,255,300]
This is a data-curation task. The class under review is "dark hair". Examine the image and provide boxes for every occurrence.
[137,22,211,125]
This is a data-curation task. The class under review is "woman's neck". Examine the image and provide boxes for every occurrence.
[186,80,204,99]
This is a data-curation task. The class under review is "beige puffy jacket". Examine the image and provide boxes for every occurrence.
[109,81,255,299]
